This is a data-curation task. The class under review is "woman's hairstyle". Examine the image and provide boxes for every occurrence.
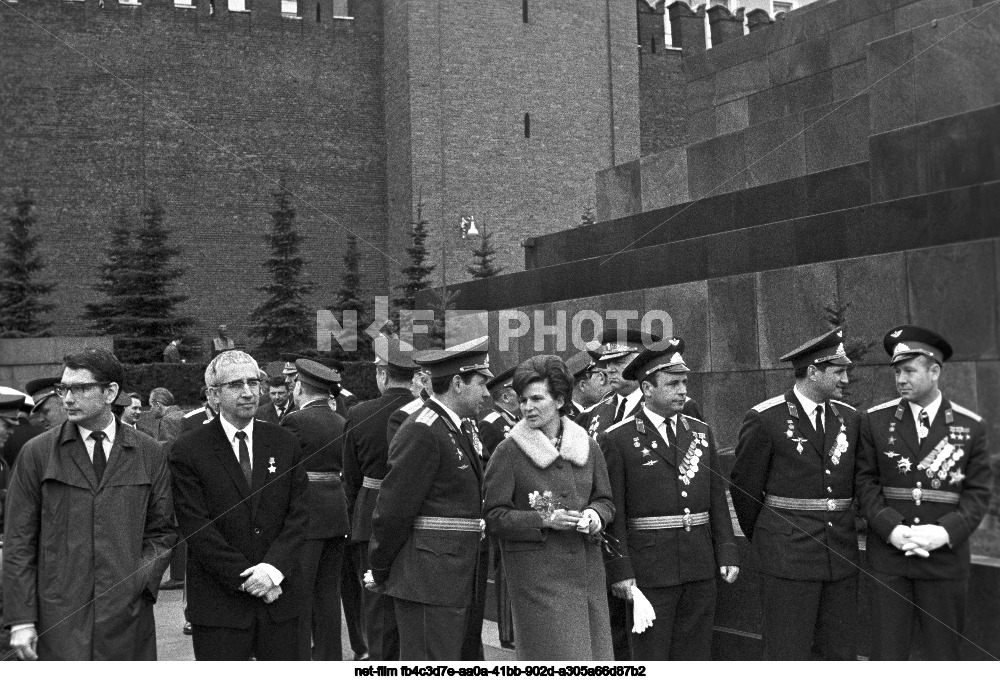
[512,355,574,416]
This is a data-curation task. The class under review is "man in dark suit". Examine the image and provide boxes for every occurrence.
[343,337,419,660]
[280,359,351,661]
[477,366,519,460]
[170,350,309,661]
[857,326,993,660]
[600,340,739,660]
[730,327,862,660]
[368,343,492,661]
[256,376,295,425]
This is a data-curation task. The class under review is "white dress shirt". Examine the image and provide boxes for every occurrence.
[429,396,465,432]
[908,391,943,436]
[642,406,678,445]
[793,385,826,432]
[77,418,118,464]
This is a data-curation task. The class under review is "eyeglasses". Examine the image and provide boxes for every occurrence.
[54,382,109,398]
[215,379,263,392]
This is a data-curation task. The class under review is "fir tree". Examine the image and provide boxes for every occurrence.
[330,233,372,359]
[0,189,54,338]
[392,197,435,332]
[577,204,597,228]
[86,197,192,362]
[250,181,316,360]
[466,222,504,280]
[824,297,876,407]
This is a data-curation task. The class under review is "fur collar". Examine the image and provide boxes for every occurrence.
[508,417,591,469]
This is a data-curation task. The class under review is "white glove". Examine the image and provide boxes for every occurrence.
[10,625,39,660]
[630,585,656,634]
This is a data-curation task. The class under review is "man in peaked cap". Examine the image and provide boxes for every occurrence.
[279,359,351,660]
[1,394,28,542]
[577,330,704,441]
[25,376,68,431]
[566,349,610,420]
[599,343,739,660]
[856,326,992,660]
[368,342,492,660]
[477,366,520,462]
[343,337,420,661]
[1,389,44,470]
[730,327,862,660]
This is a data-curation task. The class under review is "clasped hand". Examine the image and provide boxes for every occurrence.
[239,564,281,602]
[543,508,601,535]
[889,524,949,558]
[10,625,38,661]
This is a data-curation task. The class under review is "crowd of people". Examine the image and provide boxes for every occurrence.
[0,321,992,662]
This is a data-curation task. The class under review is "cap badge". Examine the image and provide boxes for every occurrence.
[890,329,903,338]
[894,342,911,354]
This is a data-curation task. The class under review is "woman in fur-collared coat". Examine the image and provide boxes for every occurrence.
[484,355,615,661]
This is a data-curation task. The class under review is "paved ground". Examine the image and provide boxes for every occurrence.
[155,588,516,661]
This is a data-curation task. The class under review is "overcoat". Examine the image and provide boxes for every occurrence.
[730,391,861,580]
[856,396,992,580]
[2,421,176,660]
[484,418,615,661]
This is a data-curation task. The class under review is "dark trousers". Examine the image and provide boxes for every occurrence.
[630,579,716,661]
[395,598,470,661]
[607,591,632,661]
[460,545,489,661]
[870,573,967,661]
[192,611,299,661]
[356,542,399,661]
[342,540,368,657]
[760,573,858,660]
[299,536,345,660]
[169,542,186,582]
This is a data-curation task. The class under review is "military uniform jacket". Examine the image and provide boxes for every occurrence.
[577,393,704,438]
[730,391,861,581]
[599,411,738,587]
[342,387,416,543]
[386,396,424,448]
[369,400,485,608]
[477,406,518,461]
[279,400,350,540]
[255,401,295,426]
[857,396,992,580]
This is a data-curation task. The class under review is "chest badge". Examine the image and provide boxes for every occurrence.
[791,436,808,454]
[640,447,651,457]
[829,419,848,465]
[643,460,658,467]
[896,458,912,474]
[268,457,276,474]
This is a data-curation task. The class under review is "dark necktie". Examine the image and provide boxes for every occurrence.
[235,431,252,487]
[919,409,931,442]
[815,404,825,444]
[665,418,676,449]
[614,397,627,424]
[91,431,107,483]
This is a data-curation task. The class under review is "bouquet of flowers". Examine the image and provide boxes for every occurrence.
[528,490,565,520]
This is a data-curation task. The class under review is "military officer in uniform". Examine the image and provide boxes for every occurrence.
[600,341,739,660]
[730,327,862,660]
[566,350,609,419]
[368,344,492,661]
[857,326,992,660]
[25,376,67,431]
[478,366,519,460]
[387,390,427,446]
[280,359,351,660]
[578,330,703,439]
[343,337,419,661]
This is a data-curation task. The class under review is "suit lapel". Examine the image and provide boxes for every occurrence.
[210,420,251,501]
[787,392,822,456]
[428,400,481,481]
[99,421,131,490]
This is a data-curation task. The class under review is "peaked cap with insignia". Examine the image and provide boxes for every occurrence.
[623,337,689,381]
[486,365,516,392]
[565,349,597,380]
[779,326,851,369]
[25,376,60,411]
[372,335,419,371]
[413,337,494,380]
[595,328,665,362]
[0,392,26,424]
[883,325,952,365]
[295,358,340,391]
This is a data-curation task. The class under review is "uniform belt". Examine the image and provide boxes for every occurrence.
[628,511,709,532]
[306,471,339,482]
[412,516,485,533]
[764,495,852,511]
[883,487,960,506]
[362,476,382,490]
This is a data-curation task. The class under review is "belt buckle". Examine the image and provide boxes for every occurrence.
[480,519,486,540]
[826,498,836,512]
[912,488,922,506]
[683,514,693,532]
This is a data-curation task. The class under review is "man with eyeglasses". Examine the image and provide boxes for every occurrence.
[2,348,177,660]
[170,350,309,660]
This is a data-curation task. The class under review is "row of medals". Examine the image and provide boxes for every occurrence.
[883,420,966,488]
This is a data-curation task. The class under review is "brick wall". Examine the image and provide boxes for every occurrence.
[0,0,387,348]
[382,0,641,288]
